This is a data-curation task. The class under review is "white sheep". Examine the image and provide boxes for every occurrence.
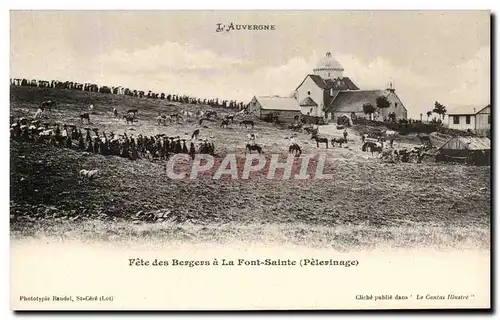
[79,169,100,182]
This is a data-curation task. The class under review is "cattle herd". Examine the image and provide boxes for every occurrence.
[10,78,247,110]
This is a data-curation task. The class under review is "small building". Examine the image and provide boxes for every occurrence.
[248,96,302,123]
[436,136,491,166]
[447,105,491,136]
[299,96,318,116]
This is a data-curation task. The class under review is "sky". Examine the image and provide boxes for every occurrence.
[10,10,490,118]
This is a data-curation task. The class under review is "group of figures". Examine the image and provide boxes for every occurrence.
[10,78,247,110]
[10,117,216,162]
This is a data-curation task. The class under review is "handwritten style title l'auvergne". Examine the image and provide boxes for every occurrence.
[216,23,276,33]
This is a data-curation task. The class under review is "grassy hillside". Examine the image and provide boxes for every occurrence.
[9,86,491,249]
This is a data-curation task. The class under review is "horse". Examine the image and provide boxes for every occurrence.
[157,115,170,126]
[80,113,91,124]
[246,143,262,154]
[170,113,183,123]
[311,135,328,148]
[303,126,318,135]
[224,114,235,123]
[205,111,217,119]
[330,137,346,147]
[127,108,139,115]
[289,143,302,157]
[240,120,254,128]
[40,100,55,112]
[362,141,383,156]
[123,114,135,125]
[220,119,229,128]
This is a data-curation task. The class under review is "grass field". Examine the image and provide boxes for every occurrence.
[9,86,491,250]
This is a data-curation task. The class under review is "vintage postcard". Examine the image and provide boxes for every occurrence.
[9,10,491,310]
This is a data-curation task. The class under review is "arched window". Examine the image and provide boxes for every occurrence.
[307,91,311,95]
[328,73,331,77]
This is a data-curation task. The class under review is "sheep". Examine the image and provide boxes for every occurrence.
[79,169,100,182]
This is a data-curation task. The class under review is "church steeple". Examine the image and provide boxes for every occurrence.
[314,52,344,80]
[387,80,395,93]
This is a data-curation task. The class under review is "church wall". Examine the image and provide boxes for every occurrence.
[314,68,343,80]
[248,97,262,117]
[300,106,318,116]
[332,111,369,120]
[378,92,408,120]
[260,109,301,123]
[295,76,324,117]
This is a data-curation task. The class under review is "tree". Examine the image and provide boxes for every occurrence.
[376,95,390,109]
[426,111,432,121]
[433,101,447,120]
[362,103,376,119]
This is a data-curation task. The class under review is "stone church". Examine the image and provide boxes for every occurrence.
[293,52,408,121]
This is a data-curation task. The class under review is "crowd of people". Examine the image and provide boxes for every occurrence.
[10,117,216,162]
[10,78,248,111]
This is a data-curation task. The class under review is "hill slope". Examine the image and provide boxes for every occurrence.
[9,86,491,249]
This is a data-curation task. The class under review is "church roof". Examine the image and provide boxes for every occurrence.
[315,52,344,70]
[255,96,301,111]
[302,74,360,91]
[327,90,390,113]
[299,97,318,107]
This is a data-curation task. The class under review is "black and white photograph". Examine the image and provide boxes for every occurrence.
[9,9,491,310]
